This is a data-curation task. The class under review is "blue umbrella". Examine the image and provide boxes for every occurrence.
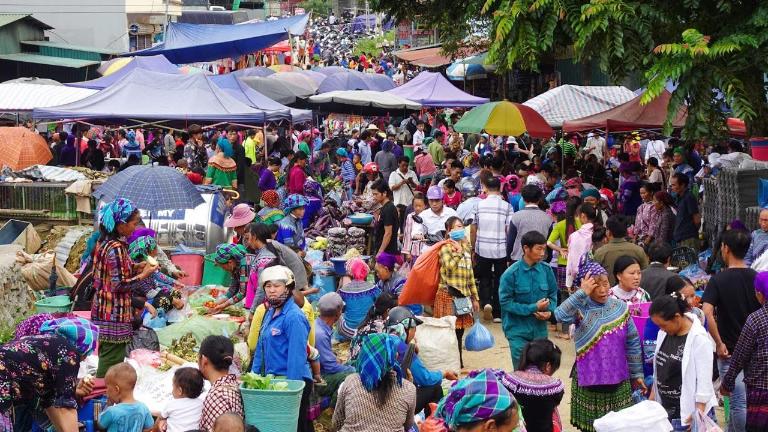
[93,165,204,211]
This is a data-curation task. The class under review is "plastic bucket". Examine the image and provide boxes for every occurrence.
[202,259,232,287]
[330,257,347,275]
[241,379,306,432]
[35,295,72,313]
[750,137,768,161]
[170,252,205,286]
[313,264,336,299]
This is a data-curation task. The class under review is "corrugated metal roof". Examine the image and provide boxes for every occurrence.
[21,40,121,56]
[0,13,53,30]
[0,53,99,68]
[0,82,97,111]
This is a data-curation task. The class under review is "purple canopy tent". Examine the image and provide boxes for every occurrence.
[233,66,276,78]
[385,71,489,107]
[66,55,179,90]
[317,72,371,93]
[34,69,269,124]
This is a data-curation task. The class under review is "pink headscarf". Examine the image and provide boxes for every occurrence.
[345,257,369,281]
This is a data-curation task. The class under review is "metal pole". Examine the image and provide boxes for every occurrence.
[163,0,169,42]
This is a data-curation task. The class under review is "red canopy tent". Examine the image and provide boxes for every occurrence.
[562,90,687,133]
[263,40,291,54]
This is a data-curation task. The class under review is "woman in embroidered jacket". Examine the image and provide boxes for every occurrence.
[555,257,645,432]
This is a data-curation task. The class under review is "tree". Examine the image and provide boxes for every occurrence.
[299,0,331,16]
[372,0,768,138]
[353,30,395,57]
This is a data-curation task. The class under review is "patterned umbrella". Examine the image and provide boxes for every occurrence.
[92,165,204,211]
[0,127,52,170]
[453,100,554,138]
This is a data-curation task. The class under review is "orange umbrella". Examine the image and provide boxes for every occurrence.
[0,127,53,170]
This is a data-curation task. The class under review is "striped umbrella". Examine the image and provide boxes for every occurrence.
[92,165,203,211]
[0,127,53,170]
[454,101,554,138]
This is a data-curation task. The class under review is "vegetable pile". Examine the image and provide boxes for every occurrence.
[168,332,198,362]
[241,373,290,391]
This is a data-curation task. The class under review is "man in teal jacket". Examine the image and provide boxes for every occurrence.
[499,231,558,368]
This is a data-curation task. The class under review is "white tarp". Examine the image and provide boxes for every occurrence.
[0,83,97,112]
[309,90,422,110]
[523,84,635,128]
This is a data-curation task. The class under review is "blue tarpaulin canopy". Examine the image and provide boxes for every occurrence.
[209,73,312,123]
[67,55,179,90]
[126,14,310,64]
[34,69,269,124]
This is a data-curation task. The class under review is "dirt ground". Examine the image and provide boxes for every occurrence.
[464,322,726,431]
[463,322,576,429]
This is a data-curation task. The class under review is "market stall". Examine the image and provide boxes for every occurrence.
[385,71,489,107]
[208,73,312,123]
[308,90,421,115]
[66,54,180,90]
[522,84,636,128]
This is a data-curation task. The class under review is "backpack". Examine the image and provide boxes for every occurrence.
[70,260,95,311]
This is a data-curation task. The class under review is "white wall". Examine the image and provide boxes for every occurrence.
[0,0,180,53]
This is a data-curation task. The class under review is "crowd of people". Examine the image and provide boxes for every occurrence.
[5,104,768,432]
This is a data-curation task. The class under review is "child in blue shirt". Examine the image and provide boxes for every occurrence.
[99,362,154,432]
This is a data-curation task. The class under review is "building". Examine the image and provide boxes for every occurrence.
[0,14,110,83]
[0,0,182,53]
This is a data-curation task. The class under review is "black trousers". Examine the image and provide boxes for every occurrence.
[475,256,507,318]
[298,379,315,432]
[415,383,444,416]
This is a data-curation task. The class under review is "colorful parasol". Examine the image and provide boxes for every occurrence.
[0,127,53,170]
[98,57,133,76]
[453,100,554,138]
[269,64,303,72]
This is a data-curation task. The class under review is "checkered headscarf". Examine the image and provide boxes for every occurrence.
[212,243,248,264]
[356,333,403,392]
[437,369,515,427]
[39,317,99,356]
[129,235,156,261]
[574,254,608,288]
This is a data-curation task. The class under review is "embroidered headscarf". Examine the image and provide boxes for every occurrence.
[346,257,369,281]
[375,252,398,271]
[261,189,280,208]
[99,197,136,234]
[39,317,99,356]
[436,369,516,428]
[356,333,403,392]
[14,313,55,340]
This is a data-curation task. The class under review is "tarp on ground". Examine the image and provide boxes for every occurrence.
[67,55,179,90]
[523,85,636,128]
[126,14,310,64]
[385,71,488,107]
[208,73,312,123]
[0,83,97,111]
[562,90,687,133]
[33,69,268,124]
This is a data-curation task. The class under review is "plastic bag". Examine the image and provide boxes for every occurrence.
[414,316,461,373]
[399,241,448,306]
[594,400,672,432]
[154,315,238,348]
[691,410,723,432]
[129,348,161,368]
[679,264,710,291]
[16,250,76,291]
[464,318,495,352]
[146,309,167,329]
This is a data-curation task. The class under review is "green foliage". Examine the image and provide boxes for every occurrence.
[372,0,768,137]
[299,0,331,16]
[353,30,395,57]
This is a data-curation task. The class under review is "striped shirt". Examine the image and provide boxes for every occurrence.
[559,139,577,157]
[340,159,356,184]
[473,194,514,259]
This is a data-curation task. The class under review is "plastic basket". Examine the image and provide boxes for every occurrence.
[171,252,205,286]
[241,379,306,432]
[35,295,72,313]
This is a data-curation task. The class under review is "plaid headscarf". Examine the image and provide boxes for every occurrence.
[356,333,403,392]
[129,235,157,261]
[574,255,608,288]
[99,197,136,234]
[39,317,99,356]
[261,189,280,208]
[437,369,515,428]
[211,243,248,264]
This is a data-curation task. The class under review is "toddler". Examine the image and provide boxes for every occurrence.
[442,179,461,209]
[99,362,154,432]
[156,367,205,432]
[129,235,186,318]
